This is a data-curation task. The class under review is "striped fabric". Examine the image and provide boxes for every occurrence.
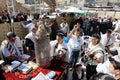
[5,41,18,56]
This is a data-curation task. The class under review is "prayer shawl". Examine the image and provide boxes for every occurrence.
[2,40,17,56]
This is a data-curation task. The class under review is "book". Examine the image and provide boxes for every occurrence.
[17,64,33,74]
[32,72,50,80]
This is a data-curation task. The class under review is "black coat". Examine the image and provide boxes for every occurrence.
[72,69,84,80]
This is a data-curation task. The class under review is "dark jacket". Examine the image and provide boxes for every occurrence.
[72,69,84,80]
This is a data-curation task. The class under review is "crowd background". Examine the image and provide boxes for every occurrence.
[0,9,120,80]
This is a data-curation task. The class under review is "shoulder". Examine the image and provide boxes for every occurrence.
[50,40,57,46]
[1,40,9,46]
[25,32,33,38]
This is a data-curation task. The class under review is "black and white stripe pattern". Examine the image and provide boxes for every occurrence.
[6,42,17,56]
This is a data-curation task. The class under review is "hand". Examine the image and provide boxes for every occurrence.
[93,56,97,60]
[85,50,91,56]
[58,51,64,58]
[19,56,25,60]
[73,24,77,29]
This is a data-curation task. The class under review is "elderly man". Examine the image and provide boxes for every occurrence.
[1,32,28,63]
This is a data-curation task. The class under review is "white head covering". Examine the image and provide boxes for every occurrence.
[112,54,120,63]
[109,47,117,52]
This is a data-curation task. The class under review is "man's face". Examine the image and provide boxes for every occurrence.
[107,32,111,37]
[91,37,99,45]
[77,66,82,72]
[109,61,120,76]
[56,36,62,43]
[9,37,16,42]
[74,31,80,37]
[76,23,81,28]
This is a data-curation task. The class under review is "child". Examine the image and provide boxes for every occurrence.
[72,64,84,80]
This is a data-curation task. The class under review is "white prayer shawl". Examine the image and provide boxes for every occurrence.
[114,20,120,33]
[50,40,69,62]
[25,32,36,43]
[88,43,105,65]
[1,40,22,57]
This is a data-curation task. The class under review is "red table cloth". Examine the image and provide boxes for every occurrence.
[3,59,69,80]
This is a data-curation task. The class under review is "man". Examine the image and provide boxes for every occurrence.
[25,27,37,50]
[50,33,68,62]
[21,20,35,33]
[60,18,69,36]
[96,56,120,80]
[114,20,120,33]
[101,29,116,52]
[85,33,105,80]
[1,32,26,63]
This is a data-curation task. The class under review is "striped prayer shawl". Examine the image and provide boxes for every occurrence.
[5,41,18,56]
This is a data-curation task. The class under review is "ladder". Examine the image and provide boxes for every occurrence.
[6,0,15,16]
[6,0,15,32]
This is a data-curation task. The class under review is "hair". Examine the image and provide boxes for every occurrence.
[90,73,115,80]
[108,49,118,56]
[106,29,112,34]
[75,64,82,69]
[109,57,120,70]
[92,33,101,40]
[2,16,7,19]
[57,33,64,39]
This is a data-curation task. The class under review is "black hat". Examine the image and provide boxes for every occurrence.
[92,33,101,40]
[7,32,16,38]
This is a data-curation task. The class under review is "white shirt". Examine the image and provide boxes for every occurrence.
[50,40,68,62]
[25,32,36,43]
[114,20,120,32]
[68,35,83,51]
[22,22,35,32]
[96,60,115,77]
[101,33,115,47]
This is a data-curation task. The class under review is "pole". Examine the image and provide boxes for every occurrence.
[39,0,42,16]
[34,0,37,13]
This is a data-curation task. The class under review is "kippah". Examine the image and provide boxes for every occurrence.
[7,32,16,38]
[109,47,117,52]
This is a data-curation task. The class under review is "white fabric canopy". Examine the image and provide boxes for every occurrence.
[62,7,85,13]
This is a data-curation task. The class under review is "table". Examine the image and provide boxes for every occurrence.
[3,59,69,80]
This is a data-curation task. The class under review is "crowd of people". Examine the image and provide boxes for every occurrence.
[0,10,120,80]
[0,10,40,24]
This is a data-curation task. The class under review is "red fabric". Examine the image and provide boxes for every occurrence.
[3,59,69,80]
